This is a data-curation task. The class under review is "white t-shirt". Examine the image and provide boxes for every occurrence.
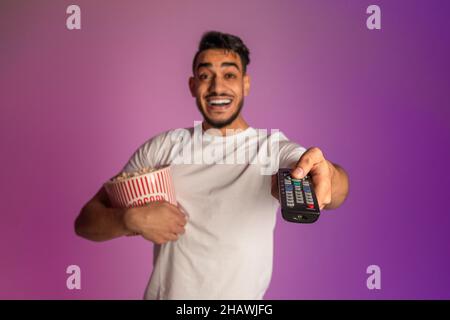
[122,123,306,299]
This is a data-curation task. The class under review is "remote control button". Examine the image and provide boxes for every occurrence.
[307,204,314,209]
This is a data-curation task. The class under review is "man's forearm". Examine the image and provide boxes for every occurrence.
[75,201,129,242]
[325,162,349,210]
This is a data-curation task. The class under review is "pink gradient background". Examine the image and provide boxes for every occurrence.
[0,0,449,299]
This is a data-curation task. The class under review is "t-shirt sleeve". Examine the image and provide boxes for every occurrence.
[278,132,307,169]
[121,131,168,173]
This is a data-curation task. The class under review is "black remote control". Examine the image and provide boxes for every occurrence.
[277,168,320,223]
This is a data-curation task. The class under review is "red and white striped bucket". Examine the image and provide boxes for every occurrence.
[104,166,176,208]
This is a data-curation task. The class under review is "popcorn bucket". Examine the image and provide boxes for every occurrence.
[104,166,176,208]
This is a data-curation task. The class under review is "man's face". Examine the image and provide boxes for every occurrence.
[189,49,250,129]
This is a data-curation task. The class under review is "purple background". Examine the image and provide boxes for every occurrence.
[1,0,449,299]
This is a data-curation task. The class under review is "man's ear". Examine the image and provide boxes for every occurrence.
[188,77,196,97]
[243,74,250,96]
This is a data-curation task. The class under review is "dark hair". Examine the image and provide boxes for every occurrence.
[192,31,251,74]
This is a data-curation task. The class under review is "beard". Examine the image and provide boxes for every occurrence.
[196,97,244,129]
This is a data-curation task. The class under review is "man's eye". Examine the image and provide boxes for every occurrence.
[225,73,236,79]
[198,74,209,80]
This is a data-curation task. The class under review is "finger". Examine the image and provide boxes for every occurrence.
[164,201,181,211]
[171,216,186,229]
[176,202,190,220]
[172,225,185,235]
[309,160,332,209]
[292,147,324,179]
[177,219,187,228]
[166,202,188,218]
[167,233,179,241]
[171,211,187,225]
[172,208,189,224]
[311,174,332,210]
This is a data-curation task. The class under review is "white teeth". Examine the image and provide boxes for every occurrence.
[208,99,232,106]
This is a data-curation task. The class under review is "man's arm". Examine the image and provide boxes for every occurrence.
[75,186,187,243]
[291,147,349,210]
[75,187,131,242]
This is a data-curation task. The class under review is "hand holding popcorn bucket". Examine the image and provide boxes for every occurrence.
[104,166,177,209]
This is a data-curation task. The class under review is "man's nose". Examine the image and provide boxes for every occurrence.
[208,75,225,92]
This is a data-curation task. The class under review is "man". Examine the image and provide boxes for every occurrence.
[75,31,349,299]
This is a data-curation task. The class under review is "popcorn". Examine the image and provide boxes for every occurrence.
[104,165,176,208]
[111,167,156,182]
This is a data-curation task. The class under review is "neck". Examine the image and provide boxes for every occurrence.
[202,116,249,136]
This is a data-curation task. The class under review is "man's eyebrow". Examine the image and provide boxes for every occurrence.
[196,62,241,71]
[196,62,212,70]
[221,62,240,71]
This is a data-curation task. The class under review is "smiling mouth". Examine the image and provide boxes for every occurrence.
[206,97,233,111]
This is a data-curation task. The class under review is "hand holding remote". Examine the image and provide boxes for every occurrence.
[277,168,321,223]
